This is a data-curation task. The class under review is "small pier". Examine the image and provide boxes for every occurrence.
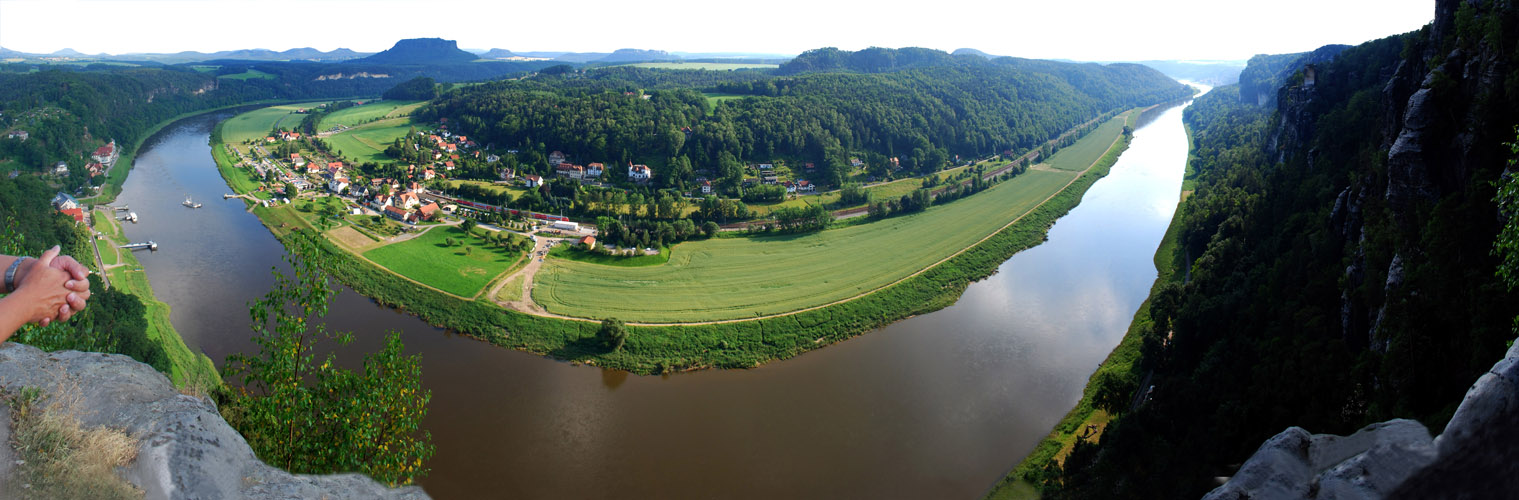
[121,241,158,251]
[224,193,237,199]
[111,205,130,212]
[119,212,138,223]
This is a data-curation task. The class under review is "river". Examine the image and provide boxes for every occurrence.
[114,91,1198,499]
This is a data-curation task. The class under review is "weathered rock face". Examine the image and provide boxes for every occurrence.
[0,343,429,500]
[1204,339,1519,499]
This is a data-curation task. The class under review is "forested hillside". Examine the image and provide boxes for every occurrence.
[418,48,1192,190]
[1038,1,1519,497]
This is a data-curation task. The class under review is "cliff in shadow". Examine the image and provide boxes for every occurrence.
[1031,0,1519,497]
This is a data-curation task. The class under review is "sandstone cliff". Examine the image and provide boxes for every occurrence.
[0,343,429,500]
[1204,338,1519,499]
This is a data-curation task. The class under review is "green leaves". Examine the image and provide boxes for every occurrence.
[1492,128,1519,291]
[220,231,433,486]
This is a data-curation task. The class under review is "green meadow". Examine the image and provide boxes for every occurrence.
[363,226,522,297]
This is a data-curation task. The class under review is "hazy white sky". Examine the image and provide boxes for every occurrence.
[0,0,1433,61]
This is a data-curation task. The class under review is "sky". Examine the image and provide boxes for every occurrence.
[0,0,1434,62]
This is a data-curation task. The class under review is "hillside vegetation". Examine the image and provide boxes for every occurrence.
[1025,2,1519,497]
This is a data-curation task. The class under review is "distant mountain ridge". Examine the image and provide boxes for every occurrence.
[351,38,479,65]
[0,46,371,64]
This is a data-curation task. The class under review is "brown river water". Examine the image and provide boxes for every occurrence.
[114,92,1197,499]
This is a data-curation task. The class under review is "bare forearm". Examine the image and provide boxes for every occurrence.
[0,295,31,343]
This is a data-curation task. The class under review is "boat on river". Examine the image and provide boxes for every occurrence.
[183,195,202,208]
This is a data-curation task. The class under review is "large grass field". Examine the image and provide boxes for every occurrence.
[218,69,276,80]
[363,226,522,297]
[623,62,778,70]
[221,102,327,144]
[325,117,413,165]
[446,180,529,200]
[1048,115,1126,171]
[534,113,1129,322]
[534,168,1077,322]
[317,100,423,131]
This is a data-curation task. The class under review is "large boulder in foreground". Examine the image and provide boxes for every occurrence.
[1204,340,1519,500]
[0,343,429,500]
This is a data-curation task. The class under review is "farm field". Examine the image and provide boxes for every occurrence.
[624,62,778,70]
[533,112,1129,322]
[446,180,529,200]
[1048,114,1126,171]
[220,102,327,144]
[325,117,413,165]
[363,226,521,297]
[218,69,275,80]
[533,167,1077,322]
[317,100,423,131]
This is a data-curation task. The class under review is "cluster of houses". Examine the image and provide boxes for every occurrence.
[266,131,303,142]
[5,130,28,141]
[86,140,118,178]
[366,180,440,224]
[742,162,816,193]
[545,151,653,185]
[51,192,84,223]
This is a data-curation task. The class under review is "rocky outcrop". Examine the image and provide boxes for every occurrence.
[0,343,428,500]
[1204,339,1519,499]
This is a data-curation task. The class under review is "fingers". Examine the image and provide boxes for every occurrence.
[65,292,86,315]
[52,255,90,281]
[36,245,59,269]
[64,278,90,293]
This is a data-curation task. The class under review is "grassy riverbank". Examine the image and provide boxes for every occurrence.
[93,212,221,390]
[240,114,1137,373]
[983,124,1194,500]
[84,98,349,206]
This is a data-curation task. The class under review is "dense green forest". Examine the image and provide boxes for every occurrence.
[1038,2,1519,497]
[417,48,1191,192]
[0,175,170,372]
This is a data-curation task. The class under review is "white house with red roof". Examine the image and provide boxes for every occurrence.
[397,191,420,209]
[628,163,651,181]
[585,162,604,178]
[524,175,543,188]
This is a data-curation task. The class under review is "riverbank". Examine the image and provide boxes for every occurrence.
[983,106,1197,500]
[90,209,220,390]
[222,102,1143,373]
[85,97,366,205]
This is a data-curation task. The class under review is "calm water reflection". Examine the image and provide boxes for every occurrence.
[116,92,1198,499]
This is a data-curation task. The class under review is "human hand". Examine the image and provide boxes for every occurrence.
[13,246,74,327]
[46,254,91,318]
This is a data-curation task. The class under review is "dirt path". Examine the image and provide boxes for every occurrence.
[490,233,563,314]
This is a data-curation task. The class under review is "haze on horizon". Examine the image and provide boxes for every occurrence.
[2,0,1431,62]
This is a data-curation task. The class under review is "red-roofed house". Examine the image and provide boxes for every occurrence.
[628,163,651,181]
[585,163,604,178]
[59,207,84,223]
[397,192,420,209]
[524,175,543,188]
[383,204,409,222]
[555,164,584,180]
[424,169,437,180]
[418,202,440,221]
[290,154,305,167]
[579,235,596,250]
[700,180,712,194]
